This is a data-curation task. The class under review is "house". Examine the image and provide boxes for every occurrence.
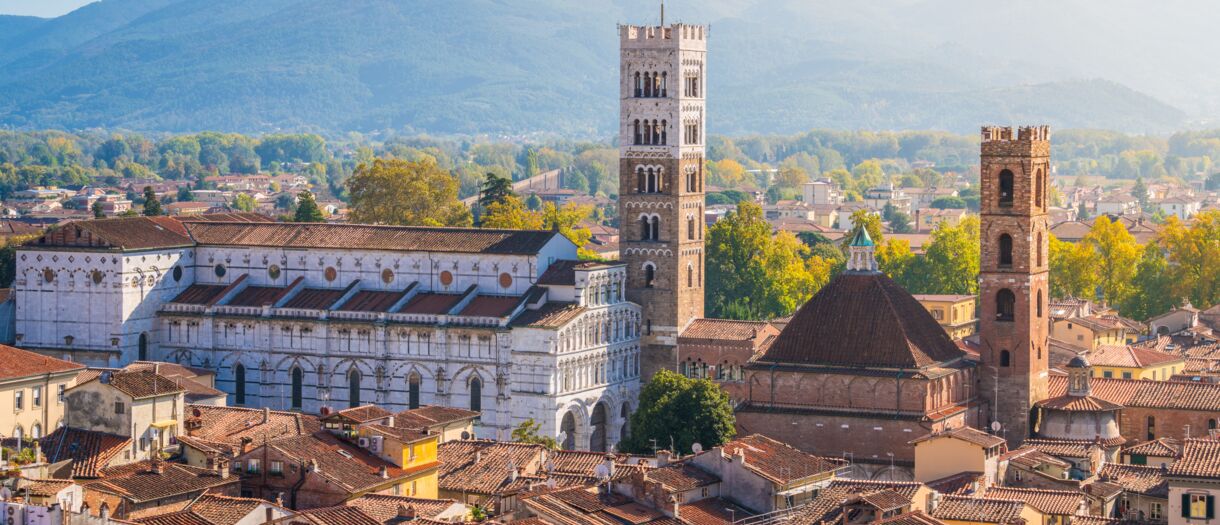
[386,406,480,443]
[120,361,225,405]
[64,369,186,460]
[999,447,1073,489]
[686,433,847,512]
[982,487,1086,525]
[1096,193,1140,216]
[0,344,85,439]
[676,319,779,401]
[132,494,294,525]
[1122,438,1182,467]
[1100,463,1169,523]
[912,295,978,340]
[320,405,442,498]
[1050,316,1129,351]
[913,209,968,233]
[1085,345,1185,380]
[1166,438,1220,525]
[40,426,134,478]
[911,427,1007,489]
[437,440,548,514]
[17,478,84,512]
[178,405,320,469]
[1155,196,1201,220]
[165,201,213,216]
[80,458,241,520]
[803,180,842,206]
[344,494,468,523]
[1149,306,1202,337]
[863,185,912,215]
[95,195,132,215]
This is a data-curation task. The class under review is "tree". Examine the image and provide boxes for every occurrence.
[1132,176,1149,211]
[930,196,967,209]
[347,158,472,227]
[918,216,980,295]
[618,370,735,455]
[511,419,559,450]
[876,238,916,285]
[141,186,163,216]
[478,173,514,210]
[176,186,194,202]
[1048,234,1100,300]
[1119,243,1179,320]
[1159,212,1220,309]
[888,211,913,233]
[231,193,256,212]
[0,235,37,287]
[91,201,105,218]
[294,190,326,222]
[1083,216,1141,306]
[525,193,543,211]
[480,196,543,230]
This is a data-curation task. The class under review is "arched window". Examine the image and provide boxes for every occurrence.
[408,373,421,409]
[649,216,660,241]
[636,167,645,193]
[643,72,652,97]
[348,369,361,408]
[1037,290,1044,318]
[998,169,1014,207]
[644,264,656,289]
[633,120,641,145]
[652,121,660,145]
[138,333,148,361]
[660,119,667,145]
[653,71,661,97]
[660,72,667,97]
[688,216,696,240]
[31,423,41,439]
[640,216,651,241]
[290,367,303,410]
[469,376,482,413]
[234,363,246,405]
[1209,418,1217,430]
[1146,416,1155,440]
[1035,169,1044,208]
[1000,350,1011,367]
[634,72,642,97]
[647,168,657,193]
[999,234,1013,267]
[996,289,1016,322]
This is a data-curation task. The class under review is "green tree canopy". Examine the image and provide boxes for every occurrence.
[618,370,735,455]
[346,158,471,227]
[511,419,559,450]
[294,190,326,222]
[930,196,967,209]
[141,186,163,216]
[478,172,515,210]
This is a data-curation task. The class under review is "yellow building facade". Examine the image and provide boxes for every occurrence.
[1086,344,1185,381]
[1050,316,1127,351]
[913,295,978,340]
[0,346,84,440]
[359,426,440,499]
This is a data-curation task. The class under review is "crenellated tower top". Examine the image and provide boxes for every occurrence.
[618,23,708,50]
[981,125,1050,157]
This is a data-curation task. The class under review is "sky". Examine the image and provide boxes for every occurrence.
[0,0,93,17]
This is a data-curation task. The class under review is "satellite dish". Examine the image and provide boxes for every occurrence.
[691,443,703,453]
[990,421,1002,432]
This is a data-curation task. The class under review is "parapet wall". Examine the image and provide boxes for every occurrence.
[619,23,708,50]
[981,125,1050,156]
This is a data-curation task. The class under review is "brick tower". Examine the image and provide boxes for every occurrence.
[978,125,1052,445]
[617,22,707,379]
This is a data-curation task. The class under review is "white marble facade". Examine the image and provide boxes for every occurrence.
[15,222,641,451]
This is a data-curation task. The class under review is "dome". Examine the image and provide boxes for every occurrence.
[756,271,966,369]
[1067,355,1090,368]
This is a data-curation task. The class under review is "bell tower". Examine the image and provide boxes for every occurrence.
[978,125,1051,445]
[617,22,707,379]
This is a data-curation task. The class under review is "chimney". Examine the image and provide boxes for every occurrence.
[386,415,395,427]
[240,436,254,454]
[265,507,274,524]
[150,456,164,475]
[263,407,271,424]
[475,450,482,464]
[397,504,416,520]
[379,466,389,479]
[670,495,680,519]
[656,450,671,467]
[603,454,616,479]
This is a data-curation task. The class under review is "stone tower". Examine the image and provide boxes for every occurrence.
[618,22,707,379]
[978,125,1052,445]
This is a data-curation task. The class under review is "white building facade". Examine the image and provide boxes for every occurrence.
[15,216,641,451]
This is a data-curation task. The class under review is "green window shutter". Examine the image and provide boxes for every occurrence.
[1131,455,1147,465]
[1183,494,1192,517]
[1208,495,1215,519]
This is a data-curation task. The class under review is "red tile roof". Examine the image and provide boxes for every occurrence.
[72,369,185,399]
[345,494,461,522]
[1087,344,1183,368]
[88,461,238,503]
[679,498,755,525]
[925,472,985,496]
[1167,438,1220,479]
[438,440,547,495]
[1035,394,1124,412]
[758,272,966,369]
[227,285,290,307]
[40,427,131,478]
[339,290,408,312]
[511,303,585,328]
[189,494,285,525]
[930,496,1025,524]
[265,434,417,493]
[1048,375,1220,411]
[328,405,392,423]
[400,293,463,315]
[459,295,522,318]
[1098,464,1168,497]
[717,434,846,484]
[182,405,319,455]
[1121,438,1181,458]
[643,462,719,492]
[876,511,948,525]
[391,406,479,431]
[171,284,230,305]
[982,487,1083,516]
[680,319,774,341]
[184,222,562,255]
[282,288,346,310]
[291,506,381,525]
[910,426,1006,448]
[0,345,84,381]
[30,216,193,251]
[19,478,76,497]
[133,511,213,525]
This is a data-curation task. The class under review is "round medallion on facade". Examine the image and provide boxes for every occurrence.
[91,270,104,284]
[268,264,281,280]
[381,268,394,284]
[324,267,337,282]
[42,268,54,283]
[439,270,454,286]
[172,266,183,282]
[215,264,227,278]
[499,272,513,289]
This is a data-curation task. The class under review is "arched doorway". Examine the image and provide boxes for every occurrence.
[561,411,577,450]
[590,403,608,452]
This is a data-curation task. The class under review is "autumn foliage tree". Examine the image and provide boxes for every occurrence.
[346,158,471,227]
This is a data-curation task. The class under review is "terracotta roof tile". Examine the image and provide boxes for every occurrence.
[1048,375,1220,411]
[1035,394,1124,412]
[925,472,985,496]
[875,511,948,525]
[400,293,463,315]
[438,440,546,495]
[678,498,754,525]
[910,426,1006,448]
[680,319,774,341]
[30,216,193,251]
[999,447,1071,470]
[930,496,1025,524]
[860,490,912,511]
[459,295,522,318]
[345,494,461,522]
[717,434,846,483]
[177,212,275,224]
[19,478,75,497]
[391,406,479,430]
[282,288,346,310]
[72,369,184,399]
[189,494,284,525]
[1098,464,1168,497]
[292,506,381,525]
[0,345,84,381]
[182,405,318,455]
[1121,438,1181,458]
[1167,438,1220,479]
[133,511,213,525]
[88,461,238,503]
[1087,345,1183,368]
[983,487,1083,516]
[643,462,719,492]
[171,284,230,305]
[227,285,290,307]
[758,273,965,369]
[40,426,131,478]
[1020,438,1122,459]
[266,434,415,493]
[339,290,409,313]
[328,405,393,423]
[184,222,562,255]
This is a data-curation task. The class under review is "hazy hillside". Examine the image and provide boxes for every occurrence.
[0,0,1207,135]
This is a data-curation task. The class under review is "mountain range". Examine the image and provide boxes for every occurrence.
[0,0,1214,136]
